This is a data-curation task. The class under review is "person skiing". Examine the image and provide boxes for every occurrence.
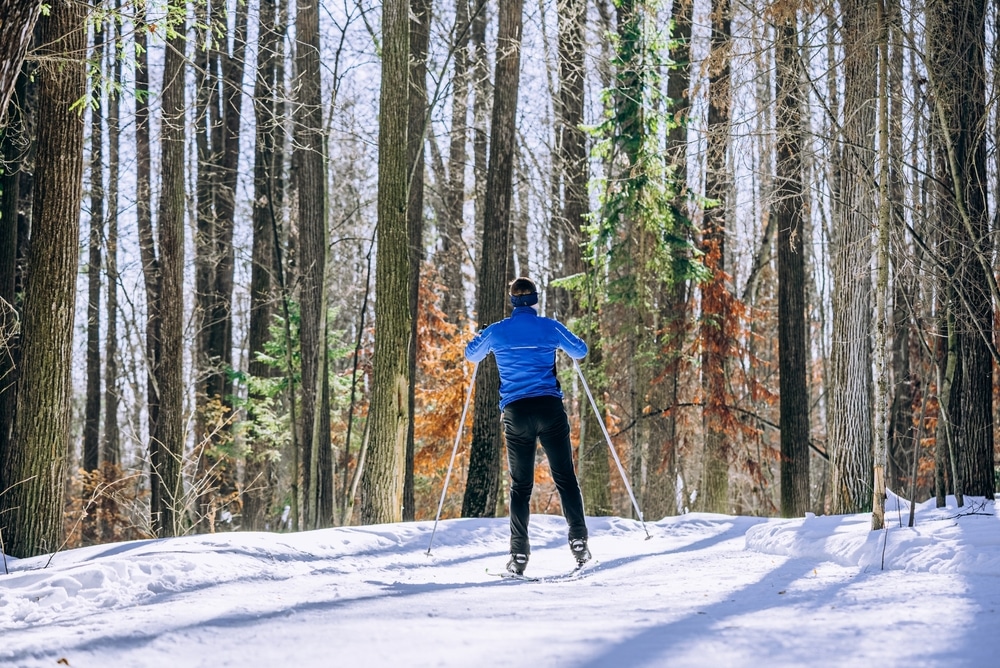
[465,277,591,575]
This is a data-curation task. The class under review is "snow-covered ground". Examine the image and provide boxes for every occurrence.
[2,491,999,667]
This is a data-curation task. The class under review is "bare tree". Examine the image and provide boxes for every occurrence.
[84,18,105,474]
[699,0,733,514]
[0,0,41,122]
[830,0,876,514]
[149,8,188,537]
[361,0,411,524]
[294,0,332,528]
[773,4,809,517]
[242,0,283,531]
[404,0,431,521]
[463,0,523,518]
[927,0,993,499]
[103,0,122,467]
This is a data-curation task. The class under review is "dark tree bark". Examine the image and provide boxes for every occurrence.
[84,19,105,473]
[643,0,693,520]
[2,0,85,557]
[0,70,29,494]
[361,0,410,525]
[242,0,282,531]
[294,0,331,529]
[774,9,810,517]
[193,0,248,531]
[103,4,121,467]
[133,3,166,533]
[927,0,994,499]
[437,0,474,326]
[462,0,522,518]
[551,0,610,516]
[0,0,41,122]
[150,11,188,537]
[403,0,430,522]
[886,0,915,496]
[471,0,489,257]
[699,0,732,514]
[192,0,221,526]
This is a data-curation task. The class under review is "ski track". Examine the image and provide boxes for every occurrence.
[2,504,1000,667]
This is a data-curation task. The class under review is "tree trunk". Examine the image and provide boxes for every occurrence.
[886,0,913,497]
[0,70,28,494]
[437,0,474,326]
[150,12,188,537]
[361,0,410,525]
[872,0,891,530]
[294,0,331,528]
[462,0,522,518]
[555,0,608,515]
[774,8,810,517]
[927,0,994,500]
[831,0,876,515]
[644,0,693,519]
[243,0,282,531]
[403,0,430,522]
[193,0,217,478]
[471,0,489,260]
[2,0,85,557]
[0,0,41,122]
[699,0,732,514]
[133,4,165,532]
[84,19,105,473]
[103,7,121,467]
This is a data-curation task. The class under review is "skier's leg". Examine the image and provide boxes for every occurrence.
[537,397,587,541]
[503,401,537,555]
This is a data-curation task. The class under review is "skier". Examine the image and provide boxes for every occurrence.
[465,277,591,575]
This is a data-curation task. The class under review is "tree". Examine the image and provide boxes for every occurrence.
[436,0,476,326]
[2,0,85,557]
[294,0,332,529]
[927,0,993,499]
[0,70,28,497]
[462,0,523,519]
[403,0,431,521]
[242,0,283,532]
[644,0,693,519]
[699,0,733,514]
[84,18,105,473]
[149,4,188,537]
[773,4,809,517]
[830,0,876,515]
[0,0,41,122]
[361,0,410,524]
[193,0,248,530]
[103,0,122,467]
[554,0,612,516]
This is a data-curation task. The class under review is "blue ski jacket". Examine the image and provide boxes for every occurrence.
[465,306,588,410]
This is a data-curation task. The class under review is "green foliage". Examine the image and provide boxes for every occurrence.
[234,299,360,464]
[585,0,707,307]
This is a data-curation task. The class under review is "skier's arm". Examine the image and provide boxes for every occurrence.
[465,326,494,362]
[555,322,588,359]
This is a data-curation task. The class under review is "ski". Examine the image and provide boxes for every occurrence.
[486,560,598,583]
[547,559,598,581]
[487,569,540,582]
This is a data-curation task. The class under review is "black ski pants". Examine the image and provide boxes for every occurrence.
[502,395,587,556]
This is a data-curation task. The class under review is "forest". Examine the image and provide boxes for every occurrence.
[0,0,997,559]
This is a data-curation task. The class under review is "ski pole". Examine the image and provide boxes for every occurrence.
[573,358,652,539]
[426,361,479,555]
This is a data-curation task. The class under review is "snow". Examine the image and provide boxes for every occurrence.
[3,491,999,667]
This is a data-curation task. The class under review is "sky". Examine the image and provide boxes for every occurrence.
[2,490,999,667]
